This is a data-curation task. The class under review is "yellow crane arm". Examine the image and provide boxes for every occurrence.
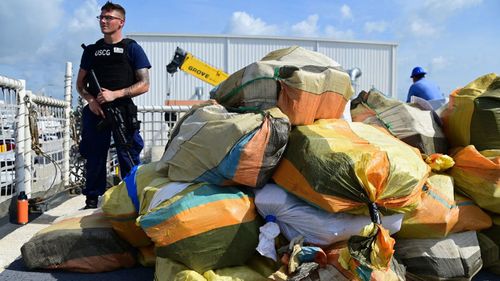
[166,47,229,86]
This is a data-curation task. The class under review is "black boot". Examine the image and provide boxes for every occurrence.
[84,196,98,209]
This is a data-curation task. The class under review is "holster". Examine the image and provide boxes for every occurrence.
[124,103,141,132]
[96,102,140,132]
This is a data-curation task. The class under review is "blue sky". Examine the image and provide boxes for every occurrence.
[0,0,498,101]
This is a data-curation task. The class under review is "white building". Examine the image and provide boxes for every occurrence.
[127,33,398,106]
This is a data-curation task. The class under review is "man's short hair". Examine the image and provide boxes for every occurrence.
[101,1,126,19]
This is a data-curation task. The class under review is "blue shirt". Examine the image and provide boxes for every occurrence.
[406,78,442,102]
[80,39,151,71]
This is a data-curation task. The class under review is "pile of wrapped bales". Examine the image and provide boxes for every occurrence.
[21,47,499,281]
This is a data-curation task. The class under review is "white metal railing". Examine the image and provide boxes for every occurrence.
[104,105,190,179]
[0,77,21,201]
[27,91,70,198]
[138,105,190,162]
[99,105,190,185]
[0,67,72,206]
[0,65,72,205]
[93,105,190,190]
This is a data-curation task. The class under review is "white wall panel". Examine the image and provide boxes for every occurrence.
[128,34,397,106]
[226,38,316,73]
[318,42,395,96]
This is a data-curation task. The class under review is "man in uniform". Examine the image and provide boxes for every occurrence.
[76,1,151,209]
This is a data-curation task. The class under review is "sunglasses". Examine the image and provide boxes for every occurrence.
[96,15,123,22]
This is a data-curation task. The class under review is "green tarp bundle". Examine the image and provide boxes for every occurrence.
[102,162,170,248]
[271,119,429,279]
[350,88,447,154]
[210,46,353,125]
[154,255,277,281]
[273,119,429,216]
[470,78,500,150]
[21,213,135,272]
[139,182,261,273]
[441,73,499,150]
[394,231,482,280]
[156,103,290,188]
[478,216,500,275]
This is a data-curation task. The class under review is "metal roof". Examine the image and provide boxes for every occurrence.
[127,32,398,47]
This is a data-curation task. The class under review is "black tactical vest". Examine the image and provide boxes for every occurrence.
[87,38,136,104]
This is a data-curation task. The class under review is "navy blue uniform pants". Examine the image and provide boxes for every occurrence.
[79,105,143,198]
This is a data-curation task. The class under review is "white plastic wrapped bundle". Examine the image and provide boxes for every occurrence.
[254,183,403,260]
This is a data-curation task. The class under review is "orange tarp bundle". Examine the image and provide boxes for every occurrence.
[452,193,492,233]
[139,183,260,273]
[211,46,353,125]
[449,145,500,214]
[102,162,170,248]
[277,81,350,125]
[273,119,429,215]
[397,173,491,239]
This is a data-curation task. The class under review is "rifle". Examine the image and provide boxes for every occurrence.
[88,69,136,166]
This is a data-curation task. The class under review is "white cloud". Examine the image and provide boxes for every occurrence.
[39,0,99,55]
[410,19,438,37]
[0,0,100,97]
[37,0,100,92]
[225,11,279,36]
[431,56,448,70]
[340,4,352,19]
[68,0,101,33]
[364,21,387,33]
[291,15,319,37]
[404,0,482,39]
[325,25,354,40]
[424,0,482,17]
[0,0,63,64]
[226,12,355,39]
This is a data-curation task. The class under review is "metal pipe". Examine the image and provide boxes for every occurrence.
[15,81,28,196]
[63,62,72,187]
[24,91,33,196]
[0,76,23,90]
[30,95,67,107]
[137,105,191,112]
